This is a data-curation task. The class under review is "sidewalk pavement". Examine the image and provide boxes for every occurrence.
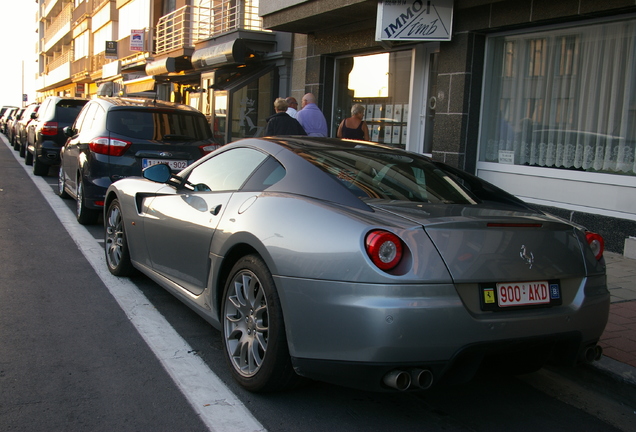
[593,251,636,384]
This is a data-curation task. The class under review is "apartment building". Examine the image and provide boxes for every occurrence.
[35,0,293,145]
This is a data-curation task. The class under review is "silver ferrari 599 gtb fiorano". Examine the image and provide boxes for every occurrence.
[104,137,609,392]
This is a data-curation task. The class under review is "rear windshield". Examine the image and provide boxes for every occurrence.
[302,149,478,205]
[107,109,212,141]
[56,101,88,122]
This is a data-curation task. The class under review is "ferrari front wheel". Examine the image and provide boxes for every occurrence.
[105,199,134,276]
[222,255,298,392]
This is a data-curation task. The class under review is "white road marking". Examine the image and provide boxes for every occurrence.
[3,138,265,432]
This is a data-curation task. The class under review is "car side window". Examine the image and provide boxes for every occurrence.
[186,147,268,192]
[38,100,50,119]
[73,104,89,132]
[78,104,103,133]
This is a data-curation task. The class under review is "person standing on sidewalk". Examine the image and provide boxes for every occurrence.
[264,98,307,136]
[285,97,299,118]
[337,103,370,141]
[296,93,328,137]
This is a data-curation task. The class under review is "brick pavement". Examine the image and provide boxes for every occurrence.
[598,252,636,369]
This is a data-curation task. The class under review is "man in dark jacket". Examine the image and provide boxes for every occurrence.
[264,98,307,136]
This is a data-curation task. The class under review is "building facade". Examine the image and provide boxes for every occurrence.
[260,0,636,253]
[35,0,295,146]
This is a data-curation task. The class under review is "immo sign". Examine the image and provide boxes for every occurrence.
[376,0,454,42]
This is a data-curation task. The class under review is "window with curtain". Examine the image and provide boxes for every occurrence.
[73,31,88,60]
[480,19,636,176]
[118,0,150,40]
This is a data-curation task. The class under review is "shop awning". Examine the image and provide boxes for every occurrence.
[146,58,177,76]
[191,34,276,70]
[124,76,155,94]
[192,40,246,70]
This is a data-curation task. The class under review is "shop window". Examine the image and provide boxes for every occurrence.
[333,51,412,149]
[480,19,636,176]
[230,70,272,141]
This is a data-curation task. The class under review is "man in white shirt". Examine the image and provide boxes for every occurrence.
[285,97,299,118]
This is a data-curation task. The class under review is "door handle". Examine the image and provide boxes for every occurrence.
[210,204,222,215]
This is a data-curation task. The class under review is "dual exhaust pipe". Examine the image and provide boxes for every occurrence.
[385,344,603,390]
[383,368,434,391]
[582,344,603,363]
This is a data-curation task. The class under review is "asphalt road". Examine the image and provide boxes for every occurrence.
[1,135,635,432]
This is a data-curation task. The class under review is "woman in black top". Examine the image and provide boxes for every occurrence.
[337,103,370,141]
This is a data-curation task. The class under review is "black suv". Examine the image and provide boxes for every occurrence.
[25,96,88,176]
[58,97,220,224]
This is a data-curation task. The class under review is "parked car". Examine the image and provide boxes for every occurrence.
[25,96,88,175]
[0,105,18,129]
[7,107,25,147]
[58,97,220,224]
[104,136,610,393]
[0,106,19,134]
[16,103,40,157]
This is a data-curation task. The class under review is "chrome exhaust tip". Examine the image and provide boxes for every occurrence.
[583,345,603,363]
[383,370,411,391]
[409,368,434,390]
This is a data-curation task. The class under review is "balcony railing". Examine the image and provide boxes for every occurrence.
[155,0,264,56]
[44,1,73,41]
[47,49,74,73]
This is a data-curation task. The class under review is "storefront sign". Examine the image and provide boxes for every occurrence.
[130,30,144,51]
[376,0,453,42]
[105,41,118,59]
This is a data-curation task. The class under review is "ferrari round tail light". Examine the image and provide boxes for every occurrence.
[365,230,403,271]
[585,231,604,260]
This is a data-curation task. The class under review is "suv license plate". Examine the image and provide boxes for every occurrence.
[495,281,551,307]
[142,158,188,171]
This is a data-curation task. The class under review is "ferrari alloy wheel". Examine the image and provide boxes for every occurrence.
[222,255,297,392]
[105,199,134,276]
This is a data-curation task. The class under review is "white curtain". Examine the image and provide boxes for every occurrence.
[482,20,636,175]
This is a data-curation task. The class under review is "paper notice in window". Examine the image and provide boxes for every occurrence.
[498,150,515,164]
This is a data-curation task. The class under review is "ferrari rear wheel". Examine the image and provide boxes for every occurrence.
[105,199,134,276]
[222,255,298,392]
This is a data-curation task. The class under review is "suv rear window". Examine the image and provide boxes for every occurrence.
[56,101,88,122]
[107,109,212,141]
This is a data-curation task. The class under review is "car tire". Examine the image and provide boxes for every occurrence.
[57,166,70,199]
[12,136,19,151]
[24,148,33,166]
[105,199,135,276]
[222,255,299,392]
[18,141,26,158]
[76,180,99,225]
[32,154,48,176]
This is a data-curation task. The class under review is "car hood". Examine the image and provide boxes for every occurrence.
[368,201,591,283]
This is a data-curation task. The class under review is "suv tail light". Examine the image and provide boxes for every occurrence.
[200,143,220,155]
[89,137,132,157]
[41,121,58,136]
[365,230,404,271]
[585,231,604,260]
